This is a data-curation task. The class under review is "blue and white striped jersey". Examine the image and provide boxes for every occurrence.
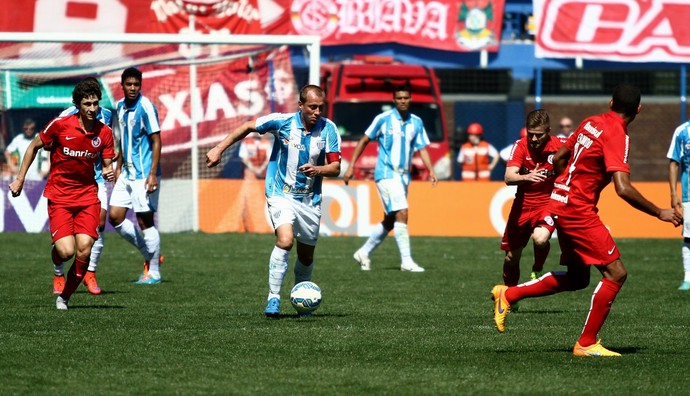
[257,111,341,206]
[116,94,161,180]
[60,106,113,183]
[365,108,430,183]
[667,121,690,202]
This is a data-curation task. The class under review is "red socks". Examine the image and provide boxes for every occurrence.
[505,271,574,302]
[532,242,550,273]
[577,278,622,347]
[60,257,89,300]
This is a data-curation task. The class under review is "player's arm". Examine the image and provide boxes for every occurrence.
[417,147,438,186]
[613,171,682,226]
[552,145,571,176]
[102,157,115,183]
[146,132,161,193]
[299,152,341,178]
[206,121,257,168]
[343,135,371,185]
[505,165,547,185]
[669,160,682,212]
[8,135,45,197]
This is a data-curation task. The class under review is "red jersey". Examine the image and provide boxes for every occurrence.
[507,135,565,209]
[40,114,116,206]
[550,111,630,217]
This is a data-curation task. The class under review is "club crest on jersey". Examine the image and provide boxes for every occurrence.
[544,215,554,226]
[317,140,325,150]
[547,154,554,164]
[91,137,102,148]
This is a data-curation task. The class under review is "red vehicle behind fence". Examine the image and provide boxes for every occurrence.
[321,56,451,180]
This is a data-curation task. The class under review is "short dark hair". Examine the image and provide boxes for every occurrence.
[299,84,324,103]
[393,85,411,97]
[526,109,550,130]
[610,83,641,117]
[72,77,102,105]
[121,67,142,84]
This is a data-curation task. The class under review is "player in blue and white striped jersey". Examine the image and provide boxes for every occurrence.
[668,120,690,291]
[110,67,163,285]
[343,85,438,273]
[206,85,341,318]
[57,78,114,295]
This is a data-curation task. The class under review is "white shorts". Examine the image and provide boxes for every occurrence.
[683,202,690,238]
[376,177,409,214]
[110,177,159,213]
[97,182,108,211]
[267,195,321,246]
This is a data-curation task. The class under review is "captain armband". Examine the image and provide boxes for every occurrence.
[327,152,341,163]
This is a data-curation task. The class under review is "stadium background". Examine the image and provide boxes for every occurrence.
[0,0,688,236]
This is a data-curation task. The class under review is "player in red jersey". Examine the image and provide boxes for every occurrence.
[491,83,682,356]
[9,78,116,310]
[500,109,565,295]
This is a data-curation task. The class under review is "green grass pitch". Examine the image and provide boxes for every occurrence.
[1,233,689,395]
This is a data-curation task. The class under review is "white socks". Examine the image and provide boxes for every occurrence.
[143,227,161,277]
[88,231,104,272]
[268,246,289,297]
[359,222,388,257]
[394,222,413,265]
[294,258,313,284]
[114,219,149,260]
[682,241,690,282]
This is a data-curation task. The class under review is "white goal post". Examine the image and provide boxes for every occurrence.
[0,32,321,232]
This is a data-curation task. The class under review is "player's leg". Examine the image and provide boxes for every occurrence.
[109,178,150,269]
[134,178,162,284]
[49,204,76,295]
[393,208,422,272]
[503,248,523,286]
[680,238,690,291]
[84,185,108,294]
[573,259,626,356]
[680,204,690,290]
[293,202,319,285]
[58,204,99,309]
[531,225,552,279]
[264,197,296,318]
[353,180,395,270]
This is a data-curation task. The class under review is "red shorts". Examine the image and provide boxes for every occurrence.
[501,206,556,251]
[555,215,620,266]
[48,201,100,243]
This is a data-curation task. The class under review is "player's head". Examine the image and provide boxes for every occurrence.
[121,67,143,102]
[298,84,325,130]
[22,118,36,137]
[121,67,142,84]
[610,83,641,122]
[392,85,411,113]
[525,109,551,150]
[73,78,102,123]
[72,77,102,105]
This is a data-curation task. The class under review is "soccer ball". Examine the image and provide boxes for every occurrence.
[290,281,322,314]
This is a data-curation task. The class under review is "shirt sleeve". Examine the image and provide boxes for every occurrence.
[40,117,62,147]
[603,128,631,173]
[506,141,525,168]
[364,114,384,140]
[412,122,430,152]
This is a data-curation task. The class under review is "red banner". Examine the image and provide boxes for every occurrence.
[0,0,502,52]
[535,0,690,62]
[268,0,505,52]
[105,47,298,153]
